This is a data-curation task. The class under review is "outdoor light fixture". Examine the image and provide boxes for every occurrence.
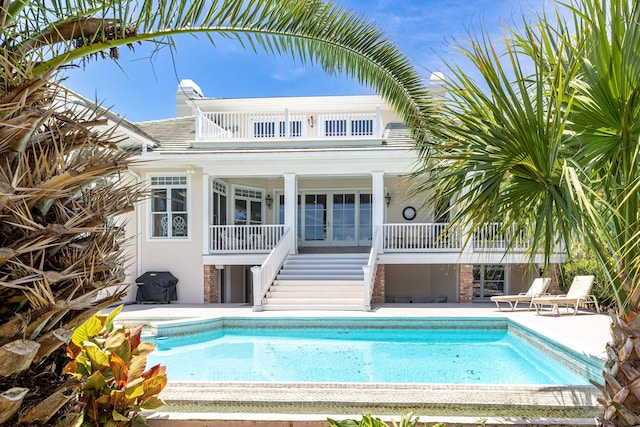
[385,192,391,206]
[308,116,315,128]
[265,194,273,209]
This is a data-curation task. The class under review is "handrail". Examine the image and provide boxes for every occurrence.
[362,229,382,311]
[209,224,284,253]
[196,108,382,141]
[251,229,292,312]
[383,223,460,252]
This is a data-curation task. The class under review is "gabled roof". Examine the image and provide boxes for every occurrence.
[135,116,196,151]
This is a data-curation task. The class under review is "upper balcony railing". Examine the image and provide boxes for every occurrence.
[196,107,382,142]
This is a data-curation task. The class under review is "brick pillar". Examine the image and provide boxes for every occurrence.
[459,264,474,303]
[545,263,562,295]
[371,264,386,303]
[203,265,220,303]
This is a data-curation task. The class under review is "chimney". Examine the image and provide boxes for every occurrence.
[428,72,446,100]
[176,79,204,117]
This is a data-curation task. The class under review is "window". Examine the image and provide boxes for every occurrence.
[473,265,505,299]
[150,176,188,238]
[253,121,276,138]
[234,187,263,225]
[253,120,303,138]
[279,120,303,138]
[325,119,347,136]
[434,198,450,223]
[212,180,227,225]
[351,119,374,136]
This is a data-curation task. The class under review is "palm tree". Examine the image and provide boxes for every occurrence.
[0,0,431,424]
[413,1,640,424]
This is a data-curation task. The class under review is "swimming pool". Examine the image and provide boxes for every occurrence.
[147,317,600,386]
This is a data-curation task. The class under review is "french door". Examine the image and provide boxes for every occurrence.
[301,191,371,246]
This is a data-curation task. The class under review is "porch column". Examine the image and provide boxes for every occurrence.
[371,171,385,238]
[283,173,298,254]
[202,173,210,255]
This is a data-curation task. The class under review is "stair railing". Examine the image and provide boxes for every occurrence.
[362,229,383,311]
[251,228,292,312]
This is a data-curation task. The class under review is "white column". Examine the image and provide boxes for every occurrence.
[202,173,210,255]
[372,171,385,238]
[283,173,298,254]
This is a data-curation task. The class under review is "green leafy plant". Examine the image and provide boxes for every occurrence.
[328,413,416,427]
[327,413,487,427]
[64,305,167,426]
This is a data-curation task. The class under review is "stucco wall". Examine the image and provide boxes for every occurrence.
[137,168,205,303]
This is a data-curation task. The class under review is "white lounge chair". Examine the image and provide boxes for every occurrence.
[490,278,551,311]
[532,275,599,316]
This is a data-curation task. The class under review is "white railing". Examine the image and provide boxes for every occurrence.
[251,229,292,312]
[196,108,382,141]
[383,223,461,252]
[382,222,530,253]
[362,229,383,311]
[473,222,529,252]
[209,225,285,253]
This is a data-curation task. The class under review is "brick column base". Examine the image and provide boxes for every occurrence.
[459,264,474,303]
[203,265,219,303]
[371,264,386,303]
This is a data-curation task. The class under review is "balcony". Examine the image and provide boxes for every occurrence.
[382,222,529,253]
[207,223,531,255]
[196,108,382,142]
[209,225,285,253]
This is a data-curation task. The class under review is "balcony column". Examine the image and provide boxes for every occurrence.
[372,171,385,238]
[202,172,210,255]
[283,173,298,254]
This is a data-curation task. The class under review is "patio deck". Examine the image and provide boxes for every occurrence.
[114,303,609,427]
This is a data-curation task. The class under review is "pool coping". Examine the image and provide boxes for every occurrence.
[130,313,604,419]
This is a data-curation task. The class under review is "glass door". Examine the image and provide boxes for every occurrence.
[331,193,357,246]
[300,191,363,246]
[303,194,328,244]
[473,265,505,300]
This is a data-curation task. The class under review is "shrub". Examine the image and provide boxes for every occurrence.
[559,246,616,311]
[64,305,167,426]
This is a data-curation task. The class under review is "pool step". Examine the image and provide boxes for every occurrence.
[261,253,369,311]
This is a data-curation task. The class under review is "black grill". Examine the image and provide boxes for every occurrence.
[135,271,178,303]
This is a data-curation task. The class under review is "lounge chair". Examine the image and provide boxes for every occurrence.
[490,277,551,311]
[532,275,599,316]
[411,294,428,303]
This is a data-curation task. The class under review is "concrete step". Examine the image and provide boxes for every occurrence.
[284,258,368,264]
[263,297,364,305]
[270,283,364,291]
[277,272,364,279]
[282,263,365,270]
[261,304,364,311]
[267,291,364,298]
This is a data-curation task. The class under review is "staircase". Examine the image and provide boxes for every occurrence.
[261,253,369,311]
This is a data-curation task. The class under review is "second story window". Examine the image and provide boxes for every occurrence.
[325,119,347,137]
[254,120,303,138]
[351,119,374,136]
[254,121,276,138]
[150,176,188,239]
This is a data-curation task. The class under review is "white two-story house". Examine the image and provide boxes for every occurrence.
[119,75,554,310]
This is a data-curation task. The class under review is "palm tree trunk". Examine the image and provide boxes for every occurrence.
[598,310,640,426]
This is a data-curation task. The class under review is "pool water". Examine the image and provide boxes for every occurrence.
[147,325,590,385]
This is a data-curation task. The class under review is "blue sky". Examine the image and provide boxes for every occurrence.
[62,0,548,122]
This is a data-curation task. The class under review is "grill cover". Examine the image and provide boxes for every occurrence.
[135,271,178,303]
